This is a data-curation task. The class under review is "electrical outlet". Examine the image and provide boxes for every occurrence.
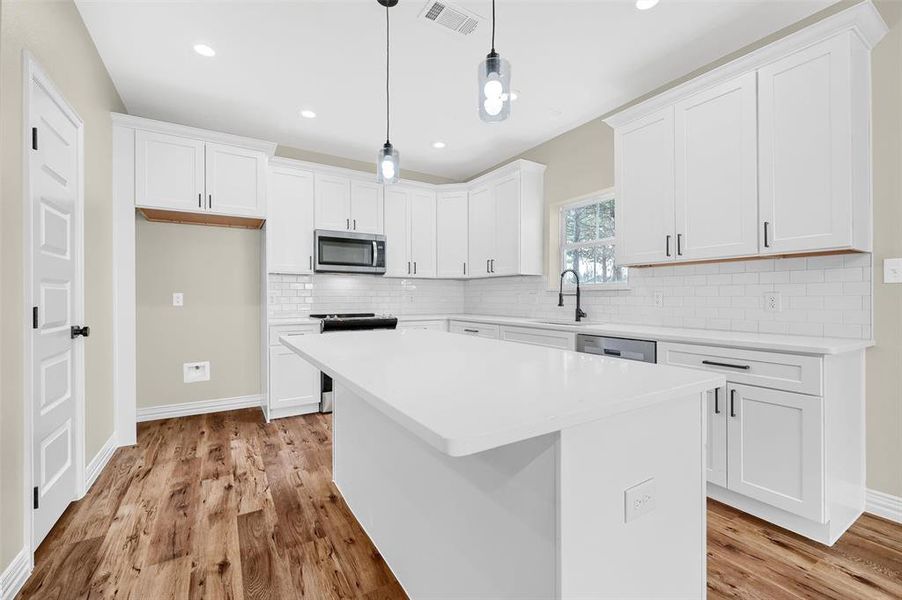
[624,478,656,523]
[653,291,665,308]
[183,361,210,383]
[172,292,184,307]
[763,291,782,313]
[884,258,902,284]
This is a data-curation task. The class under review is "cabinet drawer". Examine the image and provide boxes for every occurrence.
[500,326,575,350]
[449,321,500,339]
[397,320,447,332]
[658,342,822,396]
[269,323,319,346]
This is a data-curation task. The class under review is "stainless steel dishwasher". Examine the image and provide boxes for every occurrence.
[576,334,657,363]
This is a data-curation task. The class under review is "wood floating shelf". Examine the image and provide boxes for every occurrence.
[138,208,265,230]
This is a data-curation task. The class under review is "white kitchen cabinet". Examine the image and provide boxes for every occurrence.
[397,319,447,331]
[383,186,435,278]
[135,130,205,211]
[269,345,320,418]
[758,33,870,254]
[468,185,494,276]
[449,320,500,339]
[267,164,315,273]
[491,174,521,276]
[726,384,824,522]
[436,190,469,278]
[350,180,384,234]
[204,142,266,217]
[615,107,675,266]
[674,73,758,261]
[409,189,437,277]
[706,386,728,488]
[499,325,575,350]
[314,173,352,231]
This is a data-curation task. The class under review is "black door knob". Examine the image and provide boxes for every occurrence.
[70,325,90,339]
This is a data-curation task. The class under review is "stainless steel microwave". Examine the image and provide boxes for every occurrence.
[314,230,386,274]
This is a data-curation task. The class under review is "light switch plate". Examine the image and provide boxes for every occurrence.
[884,258,902,284]
[172,292,184,307]
[624,477,656,523]
[183,361,210,383]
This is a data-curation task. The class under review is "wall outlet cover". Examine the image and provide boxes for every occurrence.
[624,477,656,523]
[183,361,210,383]
[172,292,184,307]
[653,291,665,308]
[884,258,902,284]
[763,291,782,312]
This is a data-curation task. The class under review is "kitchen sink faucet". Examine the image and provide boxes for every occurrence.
[558,269,587,322]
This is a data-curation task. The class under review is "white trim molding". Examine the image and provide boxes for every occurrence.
[136,394,263,422]
[0,547,31,600]
[83,434,118,497]
[111,113,277,156]
[866,488,902,524]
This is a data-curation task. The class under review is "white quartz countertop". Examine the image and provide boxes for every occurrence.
[281,330,724,457]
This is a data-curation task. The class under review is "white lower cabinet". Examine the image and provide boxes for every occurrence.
[706,386,728,488]
[449,320,500,339]
[397,319,447,332]
[499,325,575,350]
[268,325,320,419]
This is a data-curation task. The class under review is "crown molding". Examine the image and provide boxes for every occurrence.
[111,113,277,156]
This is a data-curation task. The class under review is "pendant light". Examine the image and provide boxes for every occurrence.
[478,0,511,122]
[376,0,400,184]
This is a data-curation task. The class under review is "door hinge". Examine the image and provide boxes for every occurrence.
[33,486,39,509]
[32,127,38,151]
[32,306,39,329]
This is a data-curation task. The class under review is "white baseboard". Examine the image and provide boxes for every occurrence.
[866,488,902,524]
[84,433,118,496]
[0,547,31,600]
[136,394,262,422]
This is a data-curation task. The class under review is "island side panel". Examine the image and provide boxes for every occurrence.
[332,383,558,599]
[557,392,707,599]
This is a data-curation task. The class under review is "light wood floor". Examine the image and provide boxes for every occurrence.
[17,408,902,599]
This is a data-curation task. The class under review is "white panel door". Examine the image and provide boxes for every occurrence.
[727,384,824,522]
[675,73,758,261]
[350,180,384,234]
[268,167,315,273]
[492,174,521,276]
[706,387,727,488]
[758,35,853,254]
[409,190,437,278]
[383,187,410,277]
[468,185,495,277]
[436,191,469,278]
[315,173,352,231]
[30,74,83,546]
[135,130,204,211]
[204,143,266,217]
[615,107,675,266]
[269,346,320,414]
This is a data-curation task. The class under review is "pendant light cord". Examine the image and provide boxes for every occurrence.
[385,5,391,144]
[491,0,495,52]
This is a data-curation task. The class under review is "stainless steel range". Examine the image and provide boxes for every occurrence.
[311,313,398,412]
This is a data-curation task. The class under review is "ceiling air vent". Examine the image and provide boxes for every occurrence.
[419,1,481,36]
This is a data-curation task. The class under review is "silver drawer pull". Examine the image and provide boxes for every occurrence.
[463,329,479,333]
[702,360,751,370]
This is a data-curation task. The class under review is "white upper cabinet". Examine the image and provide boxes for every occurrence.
[758,33,868,254]
[436,190,469,278]
[135,130,205,211]
[674,73,758,261]
[382,186,436,278]
[350,180,384,234]
[314,173,352,231]
[409,189,437,278]
[205,142,266,217]
[615,107,675,266]
[491,174,521,276]
[268,165,315,274]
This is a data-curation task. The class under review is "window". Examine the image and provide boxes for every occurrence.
[560,192,627,285]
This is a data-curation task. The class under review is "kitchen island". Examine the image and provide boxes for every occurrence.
[282,329,723,599]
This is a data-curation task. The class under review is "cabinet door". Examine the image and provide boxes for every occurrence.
[758,35,853,254]
[315,173,352,231]
[383,187,410,277]
[204,143,266,217]
[436,191,469,278]
[492,174,521,276]
[726,384,824,522]
[268,167,315,273]
[706,386,727,488]
[135,130,205,211]
[269,345,320,416]
[350,180,384,234]
[615,107,675,266]
[409,190,436,278]
[675,73,758,261]
[468,185,495,277]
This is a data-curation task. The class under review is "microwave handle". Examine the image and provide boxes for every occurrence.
[373,240,379,267]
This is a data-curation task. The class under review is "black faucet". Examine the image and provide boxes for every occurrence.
[558,269,587,322]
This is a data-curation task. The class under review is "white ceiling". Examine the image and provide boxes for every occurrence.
[76,0,833,180]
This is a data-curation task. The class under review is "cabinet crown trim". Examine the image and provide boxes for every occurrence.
[111,112,277,156]
[604,0,887,129]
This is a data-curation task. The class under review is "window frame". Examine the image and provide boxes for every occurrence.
[558,189,629,289]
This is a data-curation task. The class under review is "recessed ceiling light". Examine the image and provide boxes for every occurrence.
[636,0,659,10]
[193,43,216,57]
[432,141,446,149]
[300,109,317,119]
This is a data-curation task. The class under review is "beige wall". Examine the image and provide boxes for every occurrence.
[475,1,902,498]
[1,0,125,571]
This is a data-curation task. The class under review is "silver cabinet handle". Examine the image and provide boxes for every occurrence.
[486,259,490,273]
[353,219,357,230]
[208,194,212,209]
[666,235,672,257]
[714,388,720,415]
[463,262,467,275]
[677,233,683,256]
[309,255,313,270]
[763,221,771,248]
[198,193,202,208]
[413,261,417,275]
[346,218,350,230]
[408,261,411,275]
[490,259,495,273]
[702,360,750,370]
[463,329,479,333]
[730,389,737,418]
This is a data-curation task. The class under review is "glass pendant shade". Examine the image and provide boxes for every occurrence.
[478,51,511,122]
[376,142,400,184]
